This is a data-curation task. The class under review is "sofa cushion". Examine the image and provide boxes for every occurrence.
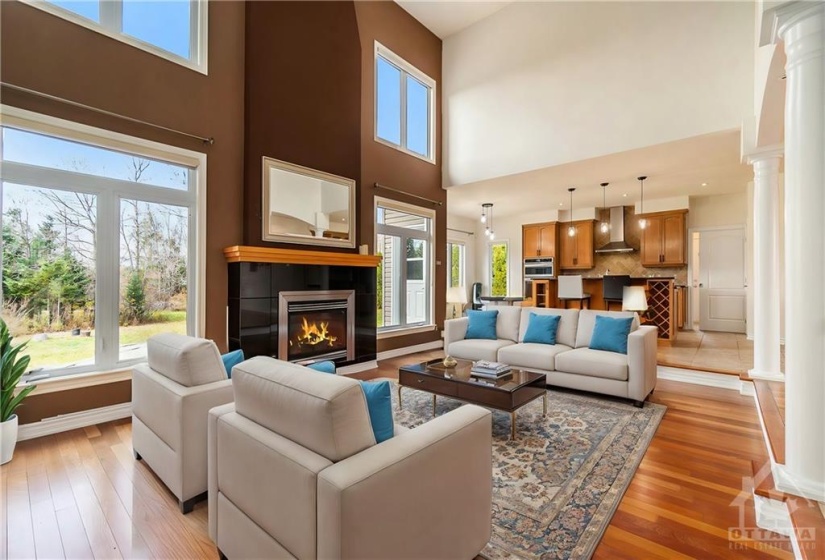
[448,339,516,362]
[575,310,639,349]
[231,356,376,462]
[147,333,227,387]
[307,360,337,374]
[554,347,629,381]
[589,315,634,354]
[519,307,579,348]
[488,305,522,342]
[523,313,561,345]
[498,343,573,372]
[359,380,394,444]
[466,310,498,340]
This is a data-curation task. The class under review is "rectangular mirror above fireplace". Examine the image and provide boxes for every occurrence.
[262,157,356,248]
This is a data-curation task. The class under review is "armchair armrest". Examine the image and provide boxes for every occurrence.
[208,402,235,541]
[627,325,658,402]
[317,405,492,560]
[444,317,469,354]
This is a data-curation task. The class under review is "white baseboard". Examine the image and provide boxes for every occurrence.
[17,402,132,442]
[657,366,742,391]
[376,340,443,361]
[740,380,756,396]
[753,493,793,537]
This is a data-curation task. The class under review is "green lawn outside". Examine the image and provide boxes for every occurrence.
[18,312,186,370]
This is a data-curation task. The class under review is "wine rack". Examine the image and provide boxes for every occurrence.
[646,279,676,340]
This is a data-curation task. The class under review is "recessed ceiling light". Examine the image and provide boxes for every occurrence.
[559,202,563,206]
[701,182,708,187]
[622,193,627,197]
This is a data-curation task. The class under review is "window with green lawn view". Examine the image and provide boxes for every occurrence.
[0,118,200,379]
[447,241,465,288]
[375,42,435,162]
[376,201,433,330]
[489,242,508,297]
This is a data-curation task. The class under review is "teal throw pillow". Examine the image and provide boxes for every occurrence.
[589,315,634,354]
[221,349,244,378]
[307,361,336,374]
[359,380,394,443]
[465,309,499,340]
[523,313,561,345]
[307,363,393,444]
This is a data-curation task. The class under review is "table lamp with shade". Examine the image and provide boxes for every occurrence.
[446,286,469,318]
[622,286,649,320]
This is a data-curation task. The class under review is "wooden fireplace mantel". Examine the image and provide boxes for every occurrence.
[223,245,382,268]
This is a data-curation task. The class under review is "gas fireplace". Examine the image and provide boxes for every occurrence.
[278,290,355,362]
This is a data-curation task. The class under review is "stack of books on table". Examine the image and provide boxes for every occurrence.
[471,360,512,379]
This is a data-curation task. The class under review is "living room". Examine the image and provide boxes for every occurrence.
[1,0,823,559]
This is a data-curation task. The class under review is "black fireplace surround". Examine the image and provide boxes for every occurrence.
[228,262,377,366]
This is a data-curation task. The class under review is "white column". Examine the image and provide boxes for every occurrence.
[772,2,825,502]
[748,149,783,380]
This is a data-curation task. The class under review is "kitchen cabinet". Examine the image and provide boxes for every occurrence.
[640,211,687,267]
[674,285,686,329]
[559,220,595,270]
[522,223,557,258]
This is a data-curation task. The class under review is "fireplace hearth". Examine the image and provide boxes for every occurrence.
[279,290,355,362]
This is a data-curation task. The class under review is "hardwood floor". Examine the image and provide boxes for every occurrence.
[1,352,793,559]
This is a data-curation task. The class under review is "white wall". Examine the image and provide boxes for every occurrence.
[688,192,748,229]
[443,1,755,187]
[446,214,478,303]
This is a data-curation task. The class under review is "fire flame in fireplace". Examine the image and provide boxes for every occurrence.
[296,316,338,347]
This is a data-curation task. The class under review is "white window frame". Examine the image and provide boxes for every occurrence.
[374,41,436,164]
[0,105,207,381]
[22,0,209,75]
[375,196,435,336]
[446,240,466,289]
[488,240,510,297]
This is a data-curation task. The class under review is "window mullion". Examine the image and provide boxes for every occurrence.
[399,233,409,326]
[95,190,120,369]
[399,70,407,151]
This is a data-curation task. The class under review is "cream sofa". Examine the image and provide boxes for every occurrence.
[132,333,234,513]
[445,306,658,406]
[208,356,493,560]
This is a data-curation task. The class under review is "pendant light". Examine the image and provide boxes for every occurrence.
[482,203,494,239]
[599,182,610,234]
[567,188,576,237]
[637,176,648,230]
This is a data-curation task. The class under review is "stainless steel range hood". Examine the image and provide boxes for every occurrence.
[595,207,635,253]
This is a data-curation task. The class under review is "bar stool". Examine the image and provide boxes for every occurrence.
[603,275,631,311]
[557,275,591,309]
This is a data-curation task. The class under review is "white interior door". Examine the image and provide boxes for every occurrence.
[698,227,746,333]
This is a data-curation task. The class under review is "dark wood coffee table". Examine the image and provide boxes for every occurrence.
[398,358,547,439]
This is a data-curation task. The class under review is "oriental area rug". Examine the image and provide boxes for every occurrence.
[391,384,666,559]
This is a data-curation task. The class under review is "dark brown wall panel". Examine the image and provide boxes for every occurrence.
[353,2,445,352]
[1,1,245,422]
[16,381,131,425]
[243,1,362,249]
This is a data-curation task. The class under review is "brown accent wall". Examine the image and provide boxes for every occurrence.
[16,381,131,425]
[243,1,362,250]
[1,1,245,423]
[353,2,445,352]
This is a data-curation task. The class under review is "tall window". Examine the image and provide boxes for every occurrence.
[0,110,202,379]
[489,242,509,297]
[375,42,435,163]
[447,241,465,288]
[376,199,434,331]
[31,0,208,72]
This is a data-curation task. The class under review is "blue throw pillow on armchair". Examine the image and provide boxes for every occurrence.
[523,313,561,345]
[307,361,337,374]
[221,349,244,378]
[465,309,499,340]
[589,315,634,354]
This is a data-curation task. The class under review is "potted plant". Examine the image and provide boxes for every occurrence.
[1,318,36,464]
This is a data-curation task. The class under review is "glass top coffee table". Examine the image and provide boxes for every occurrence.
[397,358,547,439]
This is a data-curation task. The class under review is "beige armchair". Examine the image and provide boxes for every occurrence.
[208,356,492,560]
[132,333,233,513]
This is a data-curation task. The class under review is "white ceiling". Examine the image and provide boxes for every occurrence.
[446,130,755,220]
[394,0,512,39]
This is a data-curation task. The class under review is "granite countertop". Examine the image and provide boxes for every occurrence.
[575,275,676,280]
